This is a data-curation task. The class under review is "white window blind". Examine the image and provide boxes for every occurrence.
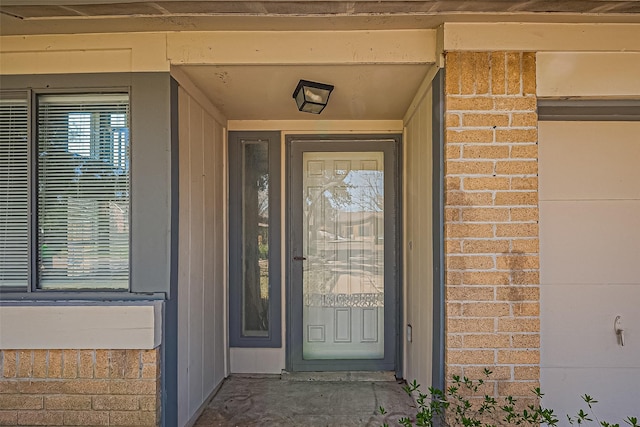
[37,93,130,289]
[0,93,28,287]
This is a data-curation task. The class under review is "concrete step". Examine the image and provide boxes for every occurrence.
[280,370,397,382]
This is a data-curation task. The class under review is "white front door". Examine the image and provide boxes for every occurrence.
[288,136,399,372]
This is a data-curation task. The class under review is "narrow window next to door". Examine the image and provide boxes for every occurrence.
[241,141,269,337]
[229,131,281,348]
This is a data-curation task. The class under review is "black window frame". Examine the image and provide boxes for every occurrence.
[228,131,282,348]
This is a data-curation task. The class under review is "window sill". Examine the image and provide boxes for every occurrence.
[0,291,165,301]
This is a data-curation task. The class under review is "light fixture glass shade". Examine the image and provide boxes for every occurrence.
[292,80,334,114]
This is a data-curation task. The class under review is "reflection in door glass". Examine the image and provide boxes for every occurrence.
[303,152,385,359]
[242,142,269,337]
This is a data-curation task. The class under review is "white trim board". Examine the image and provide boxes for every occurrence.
[443,23,640,52]
[0,302,163,349]
[537,52,640,97]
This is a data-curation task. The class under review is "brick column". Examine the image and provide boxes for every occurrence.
[0,349,160,426]
[444,52,540,399]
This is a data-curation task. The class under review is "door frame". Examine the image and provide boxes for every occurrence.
[285,134,402,374]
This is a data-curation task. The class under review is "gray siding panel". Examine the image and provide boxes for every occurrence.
[131,73,173,294]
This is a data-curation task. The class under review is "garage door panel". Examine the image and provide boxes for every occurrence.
[541,284,640,368]
[539,121,640,201]
[539,109,640,425]
[540,200,640,285]
[540,367,640,425]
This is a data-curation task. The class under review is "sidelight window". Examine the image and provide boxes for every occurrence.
[229,131,281,347]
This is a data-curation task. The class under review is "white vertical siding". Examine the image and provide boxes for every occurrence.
[177,86,227,427]
[403,85,434,389]
[539,121,640,424]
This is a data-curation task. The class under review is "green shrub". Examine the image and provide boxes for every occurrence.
[380,369,638,427]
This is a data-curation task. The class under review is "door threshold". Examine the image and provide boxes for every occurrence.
[281,370,397,382]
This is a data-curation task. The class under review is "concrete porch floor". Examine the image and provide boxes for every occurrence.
[194,374,417,426]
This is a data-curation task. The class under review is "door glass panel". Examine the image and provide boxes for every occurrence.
[242,141,269,337]
[302,152,385,359]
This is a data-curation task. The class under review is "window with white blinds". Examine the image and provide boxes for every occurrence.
[0,93,29,288]
[37,94,130,289]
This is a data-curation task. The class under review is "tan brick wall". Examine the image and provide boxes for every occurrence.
[0,349,160,426]
[444,51,540,398]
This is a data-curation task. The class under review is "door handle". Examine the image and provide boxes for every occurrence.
[615,315,625,347]
[293,256,307,261]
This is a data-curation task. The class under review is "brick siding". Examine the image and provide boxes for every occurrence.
[444,51,540,398]
[0,349,160,426]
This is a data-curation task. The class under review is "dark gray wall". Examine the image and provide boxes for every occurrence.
[431,69,445,392]
[129,73,174,295]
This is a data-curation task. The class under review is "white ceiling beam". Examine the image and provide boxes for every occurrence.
[167,30,437,65]
[444,23,640,52]
[0,32,169,74]
[537,52,640,97]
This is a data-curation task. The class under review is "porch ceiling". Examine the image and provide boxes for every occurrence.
[176,64,430,121]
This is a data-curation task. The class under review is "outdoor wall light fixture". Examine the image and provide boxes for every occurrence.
[293,79,334,114]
